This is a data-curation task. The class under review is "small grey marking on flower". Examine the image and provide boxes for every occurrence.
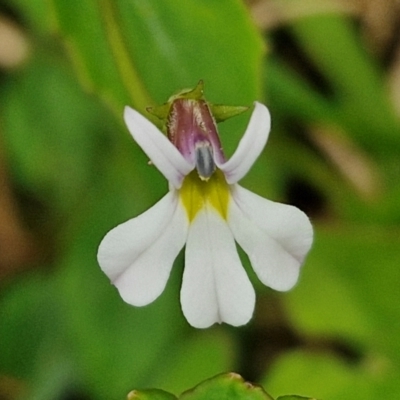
[195,141,215,180]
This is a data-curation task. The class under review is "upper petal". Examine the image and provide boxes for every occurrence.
[228,185,313,291]
[97,191,188,306]
[218,102,271,184]
[124,106,193,189]
[181,206,255,328]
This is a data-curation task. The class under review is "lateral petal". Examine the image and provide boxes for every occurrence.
[97,191,188,306]
[228,185,313,291]
[218,102,271,184]
[124,106,193,189]
[181,206,255,328]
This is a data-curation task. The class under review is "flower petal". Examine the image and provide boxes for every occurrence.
[124,106,193,189]
[228,185,313,291]
[218,102,271,184]
[97,191,188,306]
[181,206,255,328]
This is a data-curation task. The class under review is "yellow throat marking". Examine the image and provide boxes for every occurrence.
[179,170,230,221]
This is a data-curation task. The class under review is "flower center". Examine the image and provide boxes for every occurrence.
[179,169,230,222]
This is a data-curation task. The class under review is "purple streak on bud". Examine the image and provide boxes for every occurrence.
[167,98,225,179]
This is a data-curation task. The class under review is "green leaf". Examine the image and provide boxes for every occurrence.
[111,0,263,105]
[50,0,138,114]
[126,375,322,400]
[149,331,235,395]
[277,396,318,400]
[289,10,400,154]
[180,373,274,400]
[290,11,380,101]
[7,0,52,32]
[283,225,400,368]
[1,54,117,212]
[51,0,263,119]
[0,273,56,378]
[128,389,177,400]
[263,350,397,400]
[265,58,335,124]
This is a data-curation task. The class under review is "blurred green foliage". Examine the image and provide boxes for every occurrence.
[0,1,400,400]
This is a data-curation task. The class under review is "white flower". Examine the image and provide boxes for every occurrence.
[97,92,313,329]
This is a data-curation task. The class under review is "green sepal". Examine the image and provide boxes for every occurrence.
[169,80,204,102]
[145,81,247,129]
[127,389,178,400]
[209,104,249,122]
[146,103,171,121]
